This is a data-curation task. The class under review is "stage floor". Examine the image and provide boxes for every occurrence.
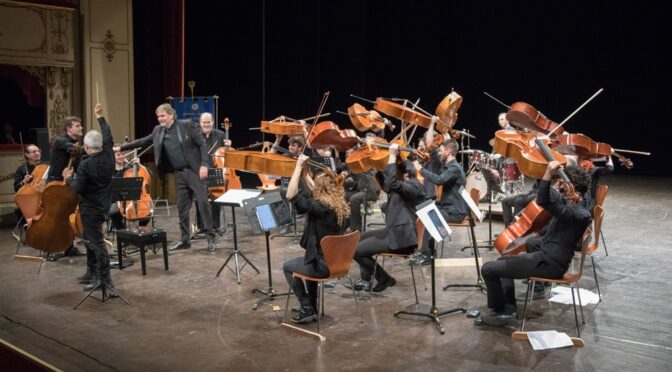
[1,174,671,371]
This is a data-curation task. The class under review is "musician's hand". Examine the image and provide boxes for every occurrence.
[223,139,232,147]
[297,154,309,168]
[389,143,400,157]
[274,134,283,144]
[23,174,33,184]
[94,103,103,118]
[113,146,121,152]
[131,158,140,165]
[412,160,422,172]
[62,167,73,179]
[199,166,208,180]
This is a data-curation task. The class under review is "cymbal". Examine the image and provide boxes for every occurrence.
[459,149,475,154]
[489,138,495,147]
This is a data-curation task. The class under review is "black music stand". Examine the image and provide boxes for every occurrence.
[214,189,261,283]
[74,240,129,309]
[109,177,143,269]
[395,201,465,334]
[270,177,303,242]
[244,192,293,310]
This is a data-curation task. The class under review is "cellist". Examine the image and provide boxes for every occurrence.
[195,112,227,236]
[46,115,86,259]
[108,148,150,233]
[13,144,43,193]
[476,161,592,327]
[62,103,116,291]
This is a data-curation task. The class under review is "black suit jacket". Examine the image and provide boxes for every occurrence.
[382,163,427,251]
[120,119,208,174]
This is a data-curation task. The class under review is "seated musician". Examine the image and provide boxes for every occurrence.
[63,103,117,291]
[340,148,380,232]
[351,144,426,292]
[282,154,350,323]
[412,135,468,265]
[109,148,150,232]
[476,161,592,326]
[14,144,43,222]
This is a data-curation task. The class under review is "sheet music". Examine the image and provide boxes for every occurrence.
[215,189,262,207]
[415,199,452,242]
[459,186,484,222]
[526,330,574,350]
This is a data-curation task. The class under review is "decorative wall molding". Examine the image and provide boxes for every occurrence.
[103,30,117,62]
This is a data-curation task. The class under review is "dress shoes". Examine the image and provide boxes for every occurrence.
[65,245,85,257]
[474,312,517,327]
[291,305,317,324]
[78,271,94,284]
[83,274,114,291]
[207,235,216,252]
[344,279,371,291]
[169,241,191,251]
[372,276,397,292]
[411,253,432,266]
[46,253,57,262]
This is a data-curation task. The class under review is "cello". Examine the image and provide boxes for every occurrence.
[306,121,359,152]
[347,103,394,132]
[492,129,567,180]
[211,118,242,198]
[119,151,153,221]
[434,90,463,132]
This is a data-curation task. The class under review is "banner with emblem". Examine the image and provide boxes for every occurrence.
[169,96,218,126]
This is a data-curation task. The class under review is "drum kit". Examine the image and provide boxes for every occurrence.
[461,149,524,201]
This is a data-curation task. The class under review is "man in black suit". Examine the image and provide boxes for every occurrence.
[195,112,227,237]
[115,103,215,251]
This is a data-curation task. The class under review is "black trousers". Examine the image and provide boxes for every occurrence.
[501,190,536,226]
[81,212,110,277]
[354,229,415,282]
[481,252,564,312]
[345,190,377,232]
[174,168,212,242]
[195,200,223,230]
[283,257,329,308]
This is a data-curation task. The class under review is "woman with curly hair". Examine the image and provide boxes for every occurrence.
[283,154,350,324]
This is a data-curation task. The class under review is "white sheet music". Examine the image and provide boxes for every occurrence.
[459,186,483,222]
[214,189,262,207]
[526,330,574,350]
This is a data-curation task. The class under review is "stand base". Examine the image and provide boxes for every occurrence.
[110,259,134,269]
[217,249,260,283]
[251,287,290,310]
[443,279,486,291]
[395,304,466,334]
[74,282,129,309]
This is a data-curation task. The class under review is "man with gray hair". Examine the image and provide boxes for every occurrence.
[63,103,116,291]
[115,103,216,251]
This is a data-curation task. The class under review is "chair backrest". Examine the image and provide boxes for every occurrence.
[587,205,604,255]
[321,230,361,278]
[415,218,424,248]
[595,184,608,208]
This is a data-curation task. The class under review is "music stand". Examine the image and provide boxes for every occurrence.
[243,192,293,310]
[214,189,262,283]
[270,177,303,242]
[109,177,143,269]
[394,200,466,334]
[207,168,224,188]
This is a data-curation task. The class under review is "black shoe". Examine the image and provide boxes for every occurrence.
[291,305,317,324]
[474,312,517,327]
[372,276,397,292]
[46,253,57,262]
[207,235,216,252]
[65,246,85,257]
[412,253,432,266]
[78,271,94,284]
[349,279,371,291]
[169,241,191,251]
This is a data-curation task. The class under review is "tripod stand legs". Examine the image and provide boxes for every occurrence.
[217,249,260,283]
[252,231,288,309]
[394,240,465,334]
[74,265,129,309]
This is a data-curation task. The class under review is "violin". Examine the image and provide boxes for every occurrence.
[345,138,424,174]
[434,91,462,132]
[260,117,309,136]
[373,98,433,127]
[492,130,567,180]
[306,121,359,152]
[506,102,565,138]
[347,103,394,132]
[211,118,242,199]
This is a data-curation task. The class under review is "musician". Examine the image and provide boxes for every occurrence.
[47,116,85,258]
[340,152,379,232]
[63,103,116,291]
[565,153,614,212]
[476,161,592,326]
[115,103,216,252]
[500,180,539,227]
[108,148,150,232]
[498,112,514,130]
[351,144,426,292]
[194,112,227,236]
[283,154,350,323]
[14,144,42,192]
[413,136,468,264]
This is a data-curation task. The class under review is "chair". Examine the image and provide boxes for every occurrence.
[513,205,604,347]
[281,230,362,341]
[369,219,426,302]
[594,184,609,256]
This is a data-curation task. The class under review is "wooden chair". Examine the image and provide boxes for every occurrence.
[513,205,604,347]
[594,184,609,256]
[369,219,426,302]
[281,230,362,341]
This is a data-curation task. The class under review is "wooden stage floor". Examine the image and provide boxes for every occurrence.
[0,174,671,371]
